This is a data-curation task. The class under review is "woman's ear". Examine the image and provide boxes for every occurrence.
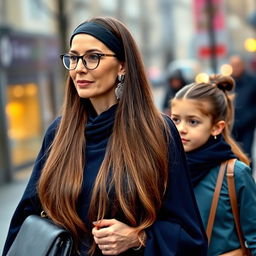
[118,61,126,75]
[211,120,225,136]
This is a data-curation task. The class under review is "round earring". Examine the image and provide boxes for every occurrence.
[115,74,125,100]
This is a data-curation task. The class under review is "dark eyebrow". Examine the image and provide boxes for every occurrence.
[187,115,201,119]
[69,50,79,55]
[171,114,200,119]
[69,49,103,55]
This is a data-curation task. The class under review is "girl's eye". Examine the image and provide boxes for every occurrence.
[189,119,199,126]
[171,116,180,124]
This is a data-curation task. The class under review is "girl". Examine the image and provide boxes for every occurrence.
[170,74,256,255]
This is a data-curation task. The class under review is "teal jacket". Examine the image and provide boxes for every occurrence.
[194,160,256,256]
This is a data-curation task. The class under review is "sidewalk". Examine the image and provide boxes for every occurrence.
[0,168,31,255]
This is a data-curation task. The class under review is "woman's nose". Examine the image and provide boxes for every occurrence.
[76,58,87,72]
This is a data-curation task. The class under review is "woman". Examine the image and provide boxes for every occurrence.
[3,17,207,256]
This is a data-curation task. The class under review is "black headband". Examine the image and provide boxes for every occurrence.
[70,22,125,61]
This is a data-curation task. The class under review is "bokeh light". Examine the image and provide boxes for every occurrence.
[220,64,233,76]
[244,38,256,52]
[195,73,210,83]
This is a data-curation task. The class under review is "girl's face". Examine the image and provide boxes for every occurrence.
[171,99,217,152]
[69,34,125,113]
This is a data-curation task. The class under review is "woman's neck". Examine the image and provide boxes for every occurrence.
[90,98,118,115]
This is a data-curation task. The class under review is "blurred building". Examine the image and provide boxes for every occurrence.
[0,0,62,183]
[226,0,255,53]
[225,0,256,72]
[191,0,256,73]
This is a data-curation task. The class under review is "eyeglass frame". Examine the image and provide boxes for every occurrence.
[60,52,117,71]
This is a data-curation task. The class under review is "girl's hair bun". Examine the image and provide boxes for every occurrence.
[209,74,235,92]
[217,81,233,92]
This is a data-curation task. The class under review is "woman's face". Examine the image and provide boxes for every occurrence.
[69,34,124,113]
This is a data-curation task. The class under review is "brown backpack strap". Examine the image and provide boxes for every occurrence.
[206,161,227,243]
[226,159,250,255]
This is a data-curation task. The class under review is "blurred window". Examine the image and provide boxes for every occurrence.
[6,83,42,167]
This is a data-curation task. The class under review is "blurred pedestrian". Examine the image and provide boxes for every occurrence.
[3,17,207,256]
[229,55,256,167]
[162,68,187,114]
[170,74,256,255]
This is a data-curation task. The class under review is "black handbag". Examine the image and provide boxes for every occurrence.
[6,214,73,256]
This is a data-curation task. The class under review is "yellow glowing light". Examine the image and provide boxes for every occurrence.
[25,83,37,96]
[13,85,25,98]
[244,38,256,52]
[195,73,210,83]
[5,102,24,117]
[220,64,233,76]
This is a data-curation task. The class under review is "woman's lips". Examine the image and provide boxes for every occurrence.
[76,80,93,87]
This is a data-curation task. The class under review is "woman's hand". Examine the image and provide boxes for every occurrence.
[92,219,141,255]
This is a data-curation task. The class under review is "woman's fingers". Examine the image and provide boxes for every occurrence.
[93,218,116,228]
[92,218,139,255]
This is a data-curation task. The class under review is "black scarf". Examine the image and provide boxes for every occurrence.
[86,102,117,144]
[186,135,236,187]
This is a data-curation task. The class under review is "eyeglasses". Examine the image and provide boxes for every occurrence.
[60,52,116,70]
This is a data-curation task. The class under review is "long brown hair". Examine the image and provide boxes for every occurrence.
[171,74,249,165]
[38,17,169,253]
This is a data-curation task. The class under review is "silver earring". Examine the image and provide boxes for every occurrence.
[115,74,125,100]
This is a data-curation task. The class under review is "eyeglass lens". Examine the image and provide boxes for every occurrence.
[62,53,100,70]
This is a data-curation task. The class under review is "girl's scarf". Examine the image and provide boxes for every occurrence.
[186,135,236,187]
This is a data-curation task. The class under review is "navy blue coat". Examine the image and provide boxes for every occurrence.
[2,105,207,255]
[232,72,256,158]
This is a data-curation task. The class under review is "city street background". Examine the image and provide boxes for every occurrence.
[1,0,256,254]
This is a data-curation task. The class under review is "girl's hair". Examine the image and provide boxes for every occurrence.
[171,74,249,165]
[38,16,169,254]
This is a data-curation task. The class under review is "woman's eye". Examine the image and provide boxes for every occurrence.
[87,53,100,61]
[70,55,77,61]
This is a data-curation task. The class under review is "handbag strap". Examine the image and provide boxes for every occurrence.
[226,159,249,254]
[206,161,227,243]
